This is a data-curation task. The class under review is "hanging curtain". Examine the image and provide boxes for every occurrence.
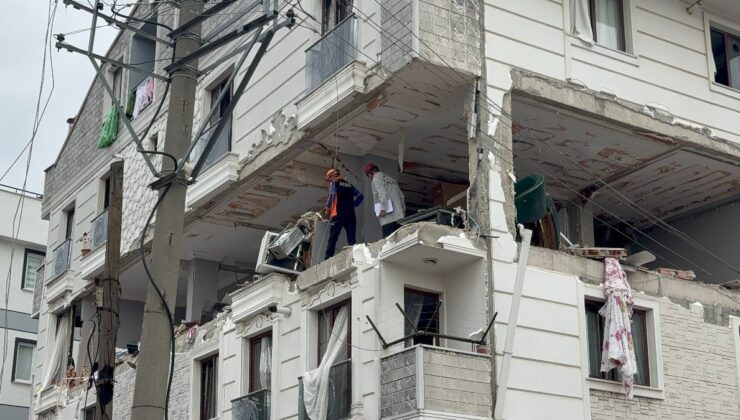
[302,306,349,420]
[37,311,71,403]
[599,257,638,398]
[571,0,594,44]
[594,0,623,50]
[259,335,272,390]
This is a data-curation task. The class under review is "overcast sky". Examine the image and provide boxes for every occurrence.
[0,2,118,195]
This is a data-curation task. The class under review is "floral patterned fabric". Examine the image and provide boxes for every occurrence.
[600,257,638,398]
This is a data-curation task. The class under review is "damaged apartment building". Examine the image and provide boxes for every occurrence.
[31,0,740,419]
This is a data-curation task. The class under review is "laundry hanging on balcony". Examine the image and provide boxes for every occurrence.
[599,257,638,398]
[302,305,348,419]
[132,76,155,119]
[98,105,119,148]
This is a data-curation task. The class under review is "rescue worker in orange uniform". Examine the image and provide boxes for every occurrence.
[324,168,364,259]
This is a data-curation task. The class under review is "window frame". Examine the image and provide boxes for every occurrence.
[321,0,353,35]
[403,287,442,347]
[22,248,45,291]
[64,204,76,241]
[248,331,272,393]
[584,300,650,385]
[12,338,36,384]
[709,26,740,90]
[578,283,664,400]
[588,0,627,52]
[199,353,219,420]
[317,299,351,366]
[704,15,740,99]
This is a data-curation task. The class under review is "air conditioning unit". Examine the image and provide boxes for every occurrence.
[256,231,306,275]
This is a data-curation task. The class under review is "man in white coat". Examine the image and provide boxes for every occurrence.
[364,163,406,238]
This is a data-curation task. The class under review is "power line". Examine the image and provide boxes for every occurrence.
[0,0,58,395]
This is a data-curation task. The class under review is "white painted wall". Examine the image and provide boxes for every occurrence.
[485,0,740,143]
[0,189,47,417]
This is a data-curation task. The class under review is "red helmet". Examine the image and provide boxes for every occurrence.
[363,163,378,176]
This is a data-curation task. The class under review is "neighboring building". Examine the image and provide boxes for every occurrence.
[32,1,740,420]
[0,185,48,419]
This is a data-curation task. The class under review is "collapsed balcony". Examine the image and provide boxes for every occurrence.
[510,96,740,284]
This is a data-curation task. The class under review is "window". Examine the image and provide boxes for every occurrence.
[12,339,35,383]
[322,0,353,34]
[318,301,351,364]
[249,332,272,393]
[585,300,650,386]
[589,0,626,51]
[22,249,45,290]
[65,206,76,240]
[313,300,351,420]
[101,175,111,211]
[112,66,123,103]
[84,406,95,420]
[200,354,219,420]
[404,288,441,346]
[711,28,740,90]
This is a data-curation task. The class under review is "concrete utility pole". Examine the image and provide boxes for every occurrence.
[131,1,203,418]
[95,160,124,420]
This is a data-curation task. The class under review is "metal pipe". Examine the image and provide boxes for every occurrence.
[494,225,533,420]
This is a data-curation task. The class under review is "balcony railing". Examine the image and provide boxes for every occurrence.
[305,15,357,92]
[31,263,45,318]
[89,209,109,250]
[298,359,352,420]
[232,389,270,420]
[47,239,71,281]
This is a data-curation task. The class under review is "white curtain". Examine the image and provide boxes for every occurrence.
[594,0,622,50]
[404,293,425,337]
[302,306,349,420]
[571,0,594,44]
[259,335,272,390]
[37,311,71,405]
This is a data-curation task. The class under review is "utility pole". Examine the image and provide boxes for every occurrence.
[130,1,203,418]
[95,160,124,420]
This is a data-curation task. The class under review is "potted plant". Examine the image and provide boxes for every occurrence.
[80,232,91,257]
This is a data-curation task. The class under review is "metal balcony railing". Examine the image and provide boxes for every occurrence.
[298,359,352,420]
[305,15,357,92]
[232,389,270,420]
[89,209,109,250]
[47,239,71,281]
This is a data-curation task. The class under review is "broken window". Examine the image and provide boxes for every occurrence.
[200,353,219,420]
[589,0,626,51]
[711,28,740,90]
[322,0,353,34]
[404,288,441,346]
[12,339,35,383]
[585,300,650,386]
[318,301,351,363]
[249,332,272,393]
[22,249,44,290]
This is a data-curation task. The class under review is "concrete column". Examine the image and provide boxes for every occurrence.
[185,257,220,322]
[578,200,595,247]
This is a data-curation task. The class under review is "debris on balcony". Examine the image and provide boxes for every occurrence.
[566,247,628,259]
[656,267,697,281]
